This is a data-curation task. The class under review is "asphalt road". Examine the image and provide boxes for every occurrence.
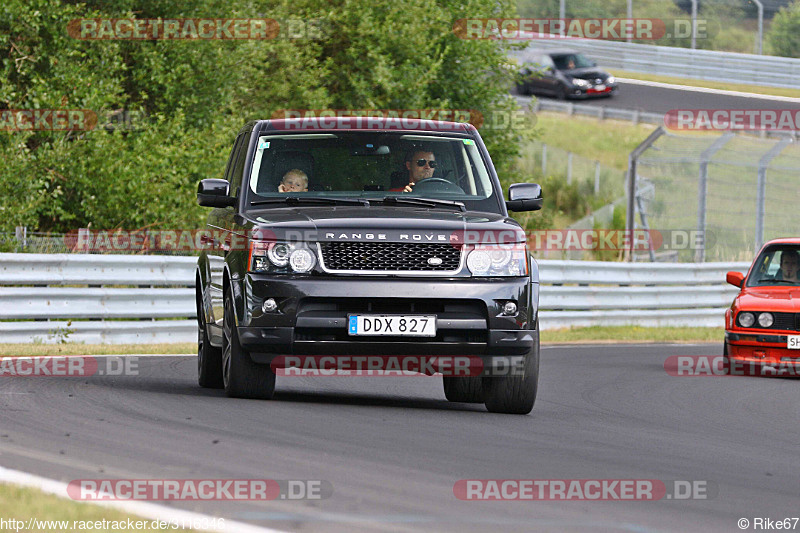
[524,80,800,114]
[1,344,798,532]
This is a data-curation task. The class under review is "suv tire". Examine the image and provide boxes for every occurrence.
[222,288,276,399]
[483,331,539,414]
[442,376,484,403]
[197,288,223,389]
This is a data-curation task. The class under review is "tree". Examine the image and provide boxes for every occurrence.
[767,0,800,58]
[0,0,527,233]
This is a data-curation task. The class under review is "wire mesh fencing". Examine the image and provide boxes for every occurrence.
[635,131,800,263]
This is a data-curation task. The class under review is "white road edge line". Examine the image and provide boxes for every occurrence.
[0,465,288,533]
[0,354,196,358]
[617,77,800,103]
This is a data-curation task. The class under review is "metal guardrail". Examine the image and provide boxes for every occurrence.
[524,96,663,125]
[0,254,750,342]
[521,38,800,89]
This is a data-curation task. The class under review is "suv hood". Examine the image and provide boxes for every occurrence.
[241,206,526,244]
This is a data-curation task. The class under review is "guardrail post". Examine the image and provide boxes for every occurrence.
[626,127,665,261]
[696,133,734,262]
[691,0,698,49]
[755,137,792,252]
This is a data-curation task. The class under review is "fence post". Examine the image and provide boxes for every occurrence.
[567,152,573,185]
[14,226,27,250]
[696,133,734,263]
[541,143,547,176]
[755,138,791,253]
[594,161,601,195]
[626,127,665,261]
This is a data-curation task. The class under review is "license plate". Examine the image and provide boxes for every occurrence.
[788,335,800,349]
[348,315,436,337]
[595,84,606,91]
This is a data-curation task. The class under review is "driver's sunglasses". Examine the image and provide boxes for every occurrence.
[415,159,437,168]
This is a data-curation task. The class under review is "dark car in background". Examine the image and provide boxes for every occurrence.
[513,49,617,99]
[195,117,544,414]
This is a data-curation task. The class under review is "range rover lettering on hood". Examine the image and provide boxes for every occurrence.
[325,232,448,241]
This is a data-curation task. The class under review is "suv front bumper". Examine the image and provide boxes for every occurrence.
[236,274,537,361]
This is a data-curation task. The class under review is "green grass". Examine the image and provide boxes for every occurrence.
[0,484,175,532]
[612,69,800,99]
[542,326,724,344]
[529,111,719,171]
[0,343,195,356]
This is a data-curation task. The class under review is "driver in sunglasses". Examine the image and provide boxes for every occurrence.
[390,149,437,192]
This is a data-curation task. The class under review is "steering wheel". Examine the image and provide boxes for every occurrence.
[412,177,464,194]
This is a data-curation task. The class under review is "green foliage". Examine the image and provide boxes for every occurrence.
[767,0,800,58]
[1,0,527,233]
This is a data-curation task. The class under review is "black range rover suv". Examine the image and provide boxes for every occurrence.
[196,117,544,414]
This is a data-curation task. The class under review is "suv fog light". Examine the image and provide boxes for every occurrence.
[262,298,278,313]
[503,301,518,316]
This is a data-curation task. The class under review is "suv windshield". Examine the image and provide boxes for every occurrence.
[246,132,502,213]
[746,245,800,286]
[551,53,593,70]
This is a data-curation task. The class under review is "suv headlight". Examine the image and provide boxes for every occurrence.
[757,312,774,328]
[250,241,317,273]
[466,245,528,277]
[571,78,590,87]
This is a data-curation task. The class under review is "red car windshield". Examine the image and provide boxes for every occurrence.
[746,245,800,287]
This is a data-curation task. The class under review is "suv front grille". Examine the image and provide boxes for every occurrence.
[318,242,461,273]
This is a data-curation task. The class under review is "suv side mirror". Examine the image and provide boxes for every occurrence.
[506,183,543,212]
[198,179,236,208]
[726,271,745,288]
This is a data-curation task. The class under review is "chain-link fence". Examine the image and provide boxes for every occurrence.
[519,140,627,201]
[0,229,200,256]
[634,131,800,263]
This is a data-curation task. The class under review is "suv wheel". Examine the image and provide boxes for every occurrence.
[222,289,276,399]
[197,289,223,389]
[442,376,484,403]
[482,331,539,414]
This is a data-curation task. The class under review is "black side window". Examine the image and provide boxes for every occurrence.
[230,131,252,198]
[224,134,243,183]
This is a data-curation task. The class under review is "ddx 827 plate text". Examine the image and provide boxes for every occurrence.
[348,315,436,337]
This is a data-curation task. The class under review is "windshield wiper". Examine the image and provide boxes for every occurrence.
[379,196,466,212]
[250,196,369,207]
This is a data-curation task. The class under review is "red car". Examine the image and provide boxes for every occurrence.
[725,238,800,375]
